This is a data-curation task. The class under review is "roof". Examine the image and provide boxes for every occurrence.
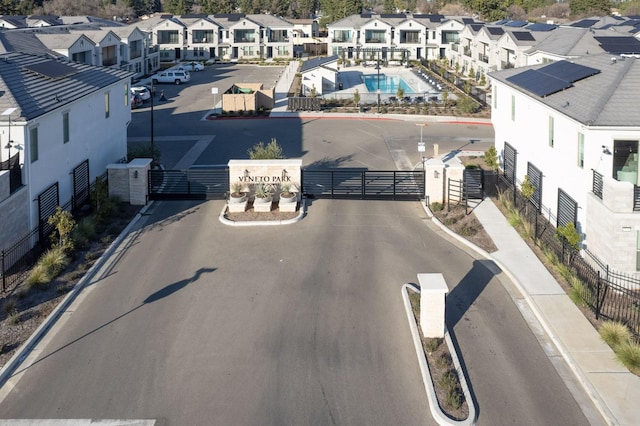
[0,52,133,121]
[531,27,604,57]
[490,53,640,127]
[300,55,338,73]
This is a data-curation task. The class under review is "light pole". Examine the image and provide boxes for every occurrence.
[416,123,427,168]
[150,81,154,155]
[376,51,381,113]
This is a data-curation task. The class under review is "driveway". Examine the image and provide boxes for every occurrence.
[0,198,592,425]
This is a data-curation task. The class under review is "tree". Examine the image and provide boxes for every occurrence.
[556,222,581,252]
[48,206,76,252]
[383,0,394,13]
[396,85,404,100]
[520,174,535,215]
[570,0,611,16]
[484,146,499,171]
[320,0,363,26]
[163,0,194,14]
[248,138,286,159]
[310,84,317,98]
[353,88,360,106]
[463,0,509,21]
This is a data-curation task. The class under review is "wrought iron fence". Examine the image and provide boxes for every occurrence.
[1,171,107,292]
[495,175,640,341]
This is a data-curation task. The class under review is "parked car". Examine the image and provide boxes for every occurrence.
[131,86,151,101]
[151,70,191,85]
[130,94,143,109]
[178,62,204,72]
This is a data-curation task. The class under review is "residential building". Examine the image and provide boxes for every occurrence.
[299,55,339,95]
[0,52,133,249]
[489,53,640,274]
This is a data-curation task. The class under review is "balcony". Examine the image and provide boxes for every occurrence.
[592,170,640,212]
[501,61,515,69]
[332,38,350,43]
[268,36,289,43]
[478,53,488,63]
[463,46,471,56]
[451,44,458,52]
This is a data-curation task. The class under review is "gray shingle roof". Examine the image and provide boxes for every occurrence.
[0,52,132,122]
[490,53,640,126]
[300,55,338,72]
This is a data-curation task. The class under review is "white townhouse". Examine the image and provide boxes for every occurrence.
[138,15,187,62]
[181,15,221,61]
[34,33,96,65]
[110,26,147,78]
[327,13,456,62]
[71,29,122,68]
[0,52,133,249]
[248,14,294,59]
[489,53,640,274]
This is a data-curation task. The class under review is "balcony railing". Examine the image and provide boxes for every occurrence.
[451,44,458,52]
[463,47,471,56]
[592,169,640,212]
[478,53,488,63]
[268,37,289,43]
[501,61,515,69]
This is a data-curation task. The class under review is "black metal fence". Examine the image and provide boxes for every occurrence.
[496,175,640,341]
[422,61,487,106]
[1,171,107,292]
[0,152,22,193]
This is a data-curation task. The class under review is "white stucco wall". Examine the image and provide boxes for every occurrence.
[20,79,131,229]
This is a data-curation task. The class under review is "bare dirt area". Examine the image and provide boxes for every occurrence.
[431,203,498,254]
[0,204,140,369]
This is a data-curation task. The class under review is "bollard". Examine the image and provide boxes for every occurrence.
[417,273,449,338]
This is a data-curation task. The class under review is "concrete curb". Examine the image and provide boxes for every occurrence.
[268,111,493,125]
[218,198,307,226]
[420,201,617,426]
[402,284,477,426]
[0,203,152,387]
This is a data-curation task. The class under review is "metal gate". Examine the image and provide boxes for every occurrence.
[72,159,90,213]
[557,188,578,228]
[463,169,484,200]
[38,182,59,242]
[148,167,229,200]
[302,169,424,200]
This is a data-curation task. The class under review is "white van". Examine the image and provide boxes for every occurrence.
[151,70,191,85]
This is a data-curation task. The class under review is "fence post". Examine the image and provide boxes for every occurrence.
[1,249,5,292]
[595,270,601,320]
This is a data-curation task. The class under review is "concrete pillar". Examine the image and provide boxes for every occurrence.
[425,158,445,204]
[418,273,449,338]
[107,164,129,202]
[128,158,151,206]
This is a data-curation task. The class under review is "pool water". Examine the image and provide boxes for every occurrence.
[363,74,417,94]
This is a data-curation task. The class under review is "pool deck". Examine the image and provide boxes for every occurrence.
[335,64,450,101]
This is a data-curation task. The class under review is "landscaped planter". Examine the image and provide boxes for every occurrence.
[278,192,298,212]
[253,195,273,212]
[227,193,248,212]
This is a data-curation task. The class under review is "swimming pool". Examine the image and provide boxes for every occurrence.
[363,74,417,94]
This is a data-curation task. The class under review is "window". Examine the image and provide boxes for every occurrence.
[124,83,129,106]
[158,30,179,44]
[102,45,116,66]
[511,95,515,121]
[105,91,110,118]
[577,132,585,168]
[548,116,554,147]
[29,127,38,163]
[62,111,69,143]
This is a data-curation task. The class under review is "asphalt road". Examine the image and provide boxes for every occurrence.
[0,64,601,424]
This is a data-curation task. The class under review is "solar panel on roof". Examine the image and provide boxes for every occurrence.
[571,19,599,28]
[470,24,483,31]
[512,31,535,41]
[462,18,474,24]
[595,36,640,53]
[494,19,509,25]
[526,23,556,31]
[538,61,600,83]
[487,27,504,35]
[505,20,527,27]
[25,60,77,79]
[507,69,572,97]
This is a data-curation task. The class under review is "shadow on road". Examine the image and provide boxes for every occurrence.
[446,259,498,328]
[10,267,216,378]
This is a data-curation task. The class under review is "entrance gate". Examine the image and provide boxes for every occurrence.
[302,169,424,200]
[148,167,229,200]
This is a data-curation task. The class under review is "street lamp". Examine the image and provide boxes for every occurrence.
[375,53,381,113]
[150,81,155,155]
[416,123,427,168]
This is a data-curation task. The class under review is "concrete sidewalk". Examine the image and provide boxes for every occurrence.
[472,199,640,426]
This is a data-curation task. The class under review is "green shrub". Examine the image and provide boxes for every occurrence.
[438,370,457,388]
[247,138,285,159]
[39,247,70,278]
[424,338,442,353]
[446,387,463,409]
[3,298,18,315]
[72,217,97,250]
[47,206,76,252]
[7,312,20,325]
[435,353,452,369]
[507,208,523,227]
[430,202,444,212]
[616,341,640,374]
[26,263,51,289]
[600,321,632,349]
[459,225,477,237]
